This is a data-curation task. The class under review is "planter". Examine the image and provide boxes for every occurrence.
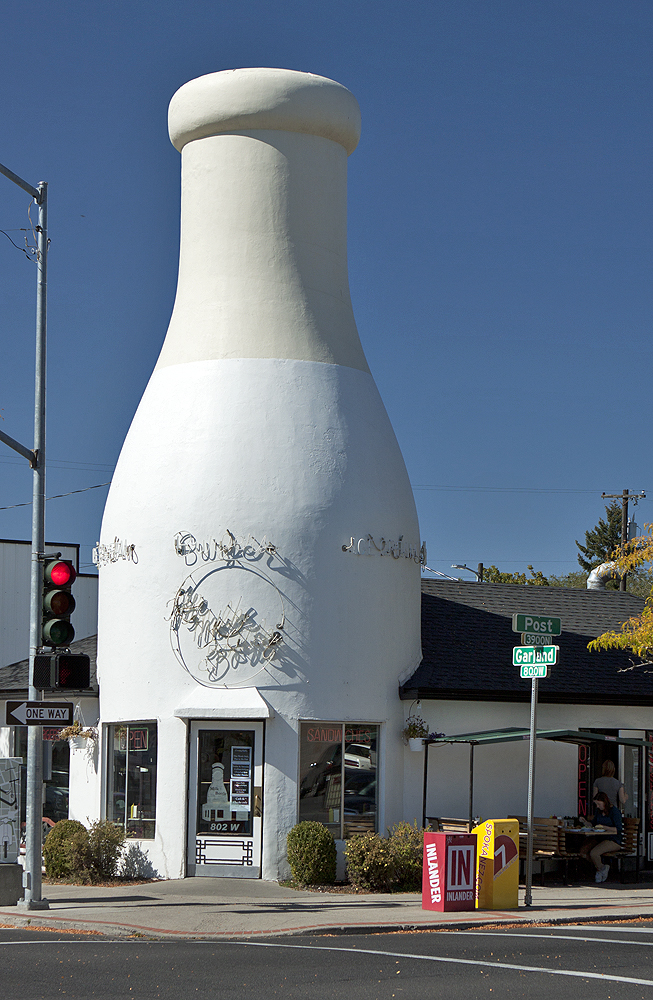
[69,736,89,751]
[408,737,424,751]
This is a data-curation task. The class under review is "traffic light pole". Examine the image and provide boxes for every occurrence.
[0,162,49,909]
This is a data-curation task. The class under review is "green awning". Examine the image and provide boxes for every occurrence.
[427,727,651,748]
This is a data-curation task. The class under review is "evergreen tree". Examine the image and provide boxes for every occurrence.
[576,501,623,572]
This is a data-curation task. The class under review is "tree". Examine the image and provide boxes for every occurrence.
[588,523,653,667]
[548,570,588,589]
[576,501,623,573]
[479,565,549,586]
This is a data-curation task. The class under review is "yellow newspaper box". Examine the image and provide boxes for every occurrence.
[472,818,519,909]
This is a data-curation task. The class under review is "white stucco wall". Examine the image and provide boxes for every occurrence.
[96,69,421,880]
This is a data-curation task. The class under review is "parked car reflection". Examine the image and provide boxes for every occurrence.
[300,741,376,798]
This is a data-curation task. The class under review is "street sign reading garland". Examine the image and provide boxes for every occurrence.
[513,645,558,667]
[513,645,559,678]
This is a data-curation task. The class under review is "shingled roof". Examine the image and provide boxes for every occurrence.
[403,580,649,706]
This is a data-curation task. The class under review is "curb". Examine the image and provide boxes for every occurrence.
[1,909,653,941]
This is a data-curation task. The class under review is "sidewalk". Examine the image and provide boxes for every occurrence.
[1,878,653,939]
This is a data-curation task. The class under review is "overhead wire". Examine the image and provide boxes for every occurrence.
[0,482,111,511]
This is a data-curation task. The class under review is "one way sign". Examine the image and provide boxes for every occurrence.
[5,701,73,726]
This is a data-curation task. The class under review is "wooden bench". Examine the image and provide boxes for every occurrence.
[343,815,375,838]
[610,817,640,883]
[508,815,563,883]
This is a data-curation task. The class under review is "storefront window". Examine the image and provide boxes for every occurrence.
[299,722,378,839]
[107,723,157,839]
[15,727,70,826]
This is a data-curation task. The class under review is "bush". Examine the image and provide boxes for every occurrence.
[87,820,126,880]
[43,819,126,883]
[388,821,424,891]
[345,832,396,891]
[286,821,336,885]
[43,820,89,879]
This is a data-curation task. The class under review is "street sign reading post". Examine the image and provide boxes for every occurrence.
[512,614,561,636]
[5,701,73,726]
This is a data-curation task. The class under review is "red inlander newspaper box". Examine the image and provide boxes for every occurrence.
[422,832,477,911]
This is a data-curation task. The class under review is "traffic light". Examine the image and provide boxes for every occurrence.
[42,558,76,646]
[34,653,91,691]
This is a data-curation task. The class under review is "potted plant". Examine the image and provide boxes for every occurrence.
[402,714,429,750]
[58,720,98,751]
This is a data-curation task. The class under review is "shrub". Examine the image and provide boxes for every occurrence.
[43,819,126,883]
[43,820,89,879]
[286,821,336,884]
[388,821,424,891]
[87,820,126,880]
[345,832,396,892]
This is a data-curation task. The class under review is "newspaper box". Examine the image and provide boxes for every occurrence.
[472,818,519,909]
[422,832,477,911]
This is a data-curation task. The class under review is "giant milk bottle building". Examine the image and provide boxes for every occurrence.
[96,68,422,879]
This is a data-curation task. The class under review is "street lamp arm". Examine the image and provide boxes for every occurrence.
[452,563,482,582]
[0,428,37,467]
[0,161,40,201]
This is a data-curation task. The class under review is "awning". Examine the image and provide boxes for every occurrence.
[422,727,650,830]
[427,727,651,749]
[174,686,273,720]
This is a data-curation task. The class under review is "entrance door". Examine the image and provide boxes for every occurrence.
[187,721,264,877]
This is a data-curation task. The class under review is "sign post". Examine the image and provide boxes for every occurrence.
[512,614,562,907]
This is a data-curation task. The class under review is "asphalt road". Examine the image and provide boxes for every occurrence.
[2,923,653,999]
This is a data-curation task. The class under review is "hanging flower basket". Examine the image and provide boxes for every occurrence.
[408,737,424,752]
[401,714,429,745]
[58,721,97,750]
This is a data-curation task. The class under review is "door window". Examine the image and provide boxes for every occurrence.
[197,730,255,836]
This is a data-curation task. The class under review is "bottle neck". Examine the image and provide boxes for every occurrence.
[156,129,369,373]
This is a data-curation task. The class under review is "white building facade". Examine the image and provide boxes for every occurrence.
[95,69,423,880]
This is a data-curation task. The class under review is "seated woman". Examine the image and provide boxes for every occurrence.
[579,791,622,883]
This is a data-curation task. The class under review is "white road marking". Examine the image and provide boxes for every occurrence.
[233,940,653,987]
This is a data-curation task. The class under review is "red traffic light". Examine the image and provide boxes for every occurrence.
[45,560,76,587]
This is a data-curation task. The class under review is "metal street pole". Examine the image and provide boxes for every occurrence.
[524,676,538,907]
[0,162,49,909]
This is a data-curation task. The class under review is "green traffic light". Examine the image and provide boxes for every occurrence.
[42,618,75,645]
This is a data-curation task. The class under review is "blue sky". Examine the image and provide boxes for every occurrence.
[0,1,651,577]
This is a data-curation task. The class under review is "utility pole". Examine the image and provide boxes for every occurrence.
[0,161,49,909]
[601,489,646,592]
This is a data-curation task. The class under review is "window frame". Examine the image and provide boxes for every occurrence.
[298,721,379,840]
[105,721,158,841]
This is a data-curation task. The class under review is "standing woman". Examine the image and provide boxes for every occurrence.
[579,791,622,882]
[593,759,627,807]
